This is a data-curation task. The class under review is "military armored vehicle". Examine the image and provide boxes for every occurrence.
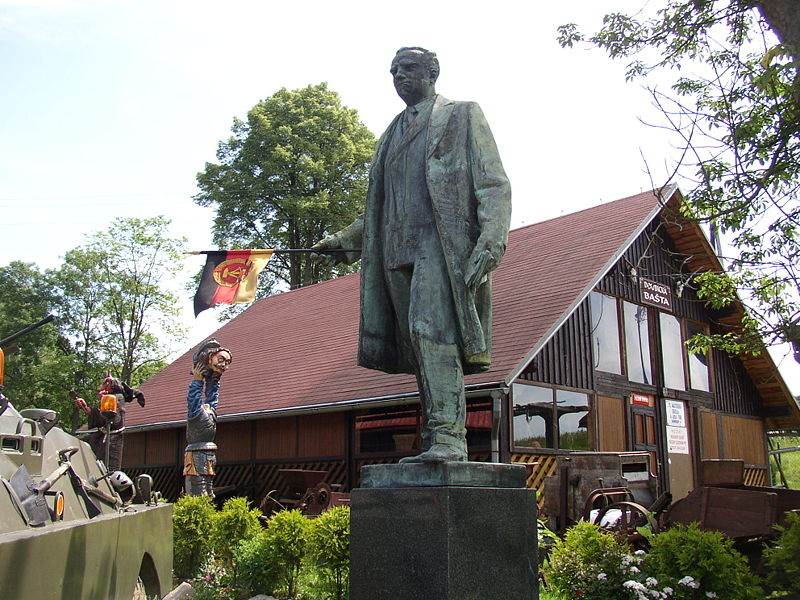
[0,317,173,599]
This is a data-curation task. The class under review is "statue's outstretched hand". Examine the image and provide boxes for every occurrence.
[311,235,345,267]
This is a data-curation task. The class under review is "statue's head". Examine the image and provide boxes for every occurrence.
[192,338,232,381]
[391,47,439,106]
[208,349,232,375]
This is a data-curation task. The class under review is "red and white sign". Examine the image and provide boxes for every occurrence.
[631,393,652,406]
[666,425,690,454]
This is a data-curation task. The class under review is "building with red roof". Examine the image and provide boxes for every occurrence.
[123,186,800,510]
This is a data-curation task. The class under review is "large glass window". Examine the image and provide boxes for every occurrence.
[659,312,686,390]
[513,384,590,450]
[623,301,652,384]
[355,406,419,453]
[557,389,590,450]
[512,384,551,449]
[589,292,622,374]
[686,321,711,391]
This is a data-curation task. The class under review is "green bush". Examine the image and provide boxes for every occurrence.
[231,531,279,599]
[542,521,637,599]
[307,506,350,600]
[211,497,263,565]
[264,509,311,599]
[764,512,800,594]
[643,523,762,599]
[173,494,216,581]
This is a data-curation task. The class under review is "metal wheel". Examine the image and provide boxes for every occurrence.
[593,500,658,536]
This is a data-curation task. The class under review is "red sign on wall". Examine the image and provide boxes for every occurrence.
[631,393,652,406]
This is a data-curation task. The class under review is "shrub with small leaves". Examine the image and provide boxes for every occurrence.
[643,523,762,599]
[211,497,263,566]
[173,494,216,581]
[542,521,637,599]
[764,512,800,595]
[307,506,350,600]
[231,531,279,599]
[264,508,311,599]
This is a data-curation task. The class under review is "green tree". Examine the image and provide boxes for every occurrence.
[559,1,800,362]
[194,82,375,294]
[47,216,186,389]
[0,261,82,425]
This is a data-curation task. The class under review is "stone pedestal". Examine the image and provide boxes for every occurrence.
[350,462,538,600]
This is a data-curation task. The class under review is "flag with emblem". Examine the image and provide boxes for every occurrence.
[192,250,274,316]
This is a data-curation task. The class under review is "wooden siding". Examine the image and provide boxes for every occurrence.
[216,421,252,462]
[521,303,593,391]
[298,412,346,458]
[700,411,721,460]
[145,429,178,466]
[489,214,778,431]
[596,221,707,322]
[721,414,767,466]
[712,349,762,416]
[596,395,626,451]
[256,416,298,458]
[123,430,145,466]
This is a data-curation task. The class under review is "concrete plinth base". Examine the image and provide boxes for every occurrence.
[350,463,538,600]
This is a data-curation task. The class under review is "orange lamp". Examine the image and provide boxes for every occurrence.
[100,394,118,414]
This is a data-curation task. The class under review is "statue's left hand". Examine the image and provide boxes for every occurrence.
[465,241,502,289]
[191,363,206,381]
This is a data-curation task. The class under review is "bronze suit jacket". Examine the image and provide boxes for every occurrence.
[352,94,512,375]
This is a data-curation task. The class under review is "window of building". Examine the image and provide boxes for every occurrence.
[557,389,590,450]
[686,321,711,391]
[355,406,419,454]
[659,312,686,391]
[623,300,652,384]
[465,400,493,450]
[355,399,494,455]
[589,291,622,374]
[512,383,590,450]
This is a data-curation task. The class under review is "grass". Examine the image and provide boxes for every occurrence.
[770,435,800,488]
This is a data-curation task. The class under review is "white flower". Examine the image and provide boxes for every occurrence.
[635,549,646,555]
[678,575,700,588]
[645,577,658,587]
[662,587,673,595]
[597,572,607,580]
[706,593,717,598]
[629,566,640,574]
[624,580,647,591]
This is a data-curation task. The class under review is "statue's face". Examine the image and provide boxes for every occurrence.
[390,50,435,106]
[208,350,232,374]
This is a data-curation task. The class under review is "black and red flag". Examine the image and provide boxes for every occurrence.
[191,250,274,316]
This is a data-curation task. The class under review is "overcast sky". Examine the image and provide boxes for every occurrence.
[2,0,797,391]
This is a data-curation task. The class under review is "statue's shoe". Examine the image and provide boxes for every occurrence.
[398,444,467,464]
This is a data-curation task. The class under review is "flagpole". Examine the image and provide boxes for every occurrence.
[185,249,361,255]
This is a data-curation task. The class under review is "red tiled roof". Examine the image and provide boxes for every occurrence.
[128,189,666,429]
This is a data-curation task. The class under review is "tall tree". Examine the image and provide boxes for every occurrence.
[0,261,81,425]
[559,1,800,361]
[194,83,375,293]
[48,216,186,387]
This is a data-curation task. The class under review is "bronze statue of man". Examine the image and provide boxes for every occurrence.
[313,46,511,463]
